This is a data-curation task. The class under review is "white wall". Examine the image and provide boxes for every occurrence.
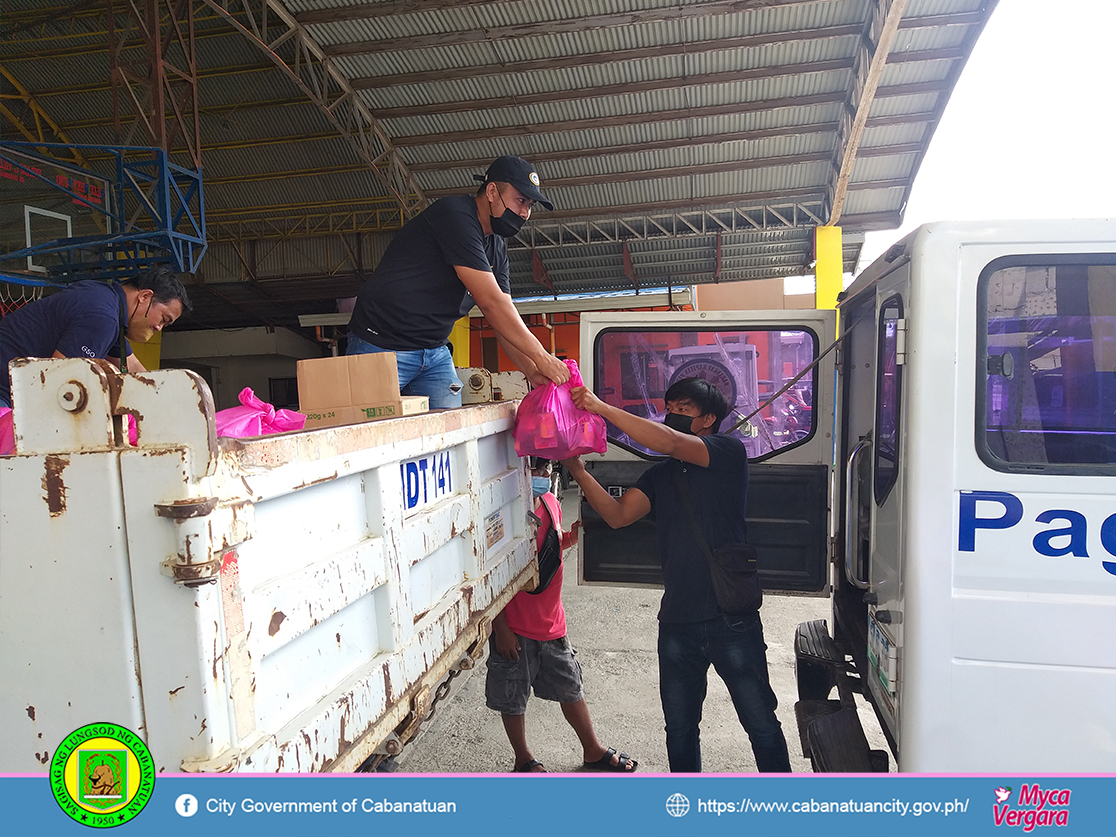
[162,327,322,411]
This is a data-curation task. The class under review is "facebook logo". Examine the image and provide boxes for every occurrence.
[175,793,198,817]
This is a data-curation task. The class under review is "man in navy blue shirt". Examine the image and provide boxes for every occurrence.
[347,156,570,407]
[563,377,792,773]
[0,266,191,408]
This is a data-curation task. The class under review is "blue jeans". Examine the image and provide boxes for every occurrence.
[658,612,792,773]
[347,334,463,409]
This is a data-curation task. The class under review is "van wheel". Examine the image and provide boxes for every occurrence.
[797,658,835,701]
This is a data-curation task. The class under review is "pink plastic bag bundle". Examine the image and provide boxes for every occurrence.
[513,359,607,459]
[214,387,306,438]
[0,408,13,456]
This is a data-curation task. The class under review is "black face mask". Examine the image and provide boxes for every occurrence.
[490,192,526,237]
[663,412,696,435]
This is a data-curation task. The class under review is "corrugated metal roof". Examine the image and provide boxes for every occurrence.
[0,0,1000,330]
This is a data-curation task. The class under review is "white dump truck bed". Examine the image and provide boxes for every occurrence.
[0,358,535,772]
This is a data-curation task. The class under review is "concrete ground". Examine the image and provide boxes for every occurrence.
[396,490,890,775]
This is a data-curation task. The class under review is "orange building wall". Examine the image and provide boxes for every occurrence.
[466,306,691,372]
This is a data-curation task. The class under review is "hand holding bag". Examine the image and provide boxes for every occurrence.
[674,468,762,614]
[513,359,607,459]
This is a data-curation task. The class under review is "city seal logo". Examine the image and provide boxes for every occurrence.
[50,723,155,828]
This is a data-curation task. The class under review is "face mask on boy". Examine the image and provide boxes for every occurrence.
[531,476,552,497]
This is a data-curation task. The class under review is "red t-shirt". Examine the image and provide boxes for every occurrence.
[503,494,567,641]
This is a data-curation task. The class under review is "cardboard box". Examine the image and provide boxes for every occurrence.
[400,395,430,415]
[297,353,416,430]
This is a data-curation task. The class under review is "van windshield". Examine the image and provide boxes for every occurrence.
[594,328,817,459]
[981,260,1116,469]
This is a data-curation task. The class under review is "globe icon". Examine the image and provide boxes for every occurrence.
[665,793,690,817]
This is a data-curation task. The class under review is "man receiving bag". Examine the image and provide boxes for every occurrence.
[563,378,792,774]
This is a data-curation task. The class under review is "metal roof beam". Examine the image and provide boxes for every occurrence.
[408,123,837,173]
[33,63,275,98]
[426,152,833,196]
[828,0,909,226]
[393,92,849,147]
[319,0,814,55]
[295,0,513,26]
[511,200,825,250]
[367,59,853,120]
[1,9,232,62]
[350,23,864,90]
[64,96,310,130]
[200,0,426,218]
[392,82,942,147]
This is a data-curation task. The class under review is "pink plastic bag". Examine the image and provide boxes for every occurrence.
[0,408,13,456]
[214,387,306,438]
[513,359,607,459]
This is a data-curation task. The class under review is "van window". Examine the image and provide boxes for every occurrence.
[979,258,1116,471]
[875,297,903,504]
[594,328,818,459]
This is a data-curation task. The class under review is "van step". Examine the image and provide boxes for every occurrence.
[794,699,842,758]
[795,619,840,667]
[805,708,886,773]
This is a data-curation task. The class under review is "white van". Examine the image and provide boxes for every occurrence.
[577,220,1116,772]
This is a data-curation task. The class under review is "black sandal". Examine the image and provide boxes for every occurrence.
[514,759,547,773]
[583,747,637,773]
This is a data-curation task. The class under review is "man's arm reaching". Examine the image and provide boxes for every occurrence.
[453,265,569,385]
[562,457,651,529]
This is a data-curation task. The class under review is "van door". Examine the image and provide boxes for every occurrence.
[826,259,911,754]
[576,310,838,595]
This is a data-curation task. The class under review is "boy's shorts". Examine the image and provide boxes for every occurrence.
[485,633,584,715]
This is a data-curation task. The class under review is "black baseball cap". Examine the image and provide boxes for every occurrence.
[473,156,555,211]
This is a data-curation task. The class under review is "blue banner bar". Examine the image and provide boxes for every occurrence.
[2,774,1111,836]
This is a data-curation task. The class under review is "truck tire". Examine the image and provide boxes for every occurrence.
[797,658,835,701]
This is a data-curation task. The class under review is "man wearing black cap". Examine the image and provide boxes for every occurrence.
[347,156,569,407]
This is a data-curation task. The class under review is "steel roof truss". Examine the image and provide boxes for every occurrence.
[201,0,425,219]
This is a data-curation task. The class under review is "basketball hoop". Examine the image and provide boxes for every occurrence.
[0,278,44,317]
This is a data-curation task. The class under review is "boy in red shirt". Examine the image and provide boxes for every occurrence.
[486,460,638,773]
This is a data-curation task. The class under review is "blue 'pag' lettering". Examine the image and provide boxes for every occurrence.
[960,492,1116,573]
[1033,510,1089,557]
[1099,516,1116,575]
[958,491,1023,551]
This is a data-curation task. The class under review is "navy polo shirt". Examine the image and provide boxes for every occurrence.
[634,434,751,623]
[0,280,131,404]
[349,195,511,350]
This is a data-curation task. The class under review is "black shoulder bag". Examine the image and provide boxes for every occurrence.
[529,523,562,595]
[673,468,762,614]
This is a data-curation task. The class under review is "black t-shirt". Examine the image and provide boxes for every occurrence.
[349,195,511,350]
[0,280,130,404]
[634,434,751,623]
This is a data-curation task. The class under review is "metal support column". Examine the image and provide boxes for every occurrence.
[109,0,203,169]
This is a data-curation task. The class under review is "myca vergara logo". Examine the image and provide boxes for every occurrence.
[50,723,155,828]
[993,783,1070,831]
